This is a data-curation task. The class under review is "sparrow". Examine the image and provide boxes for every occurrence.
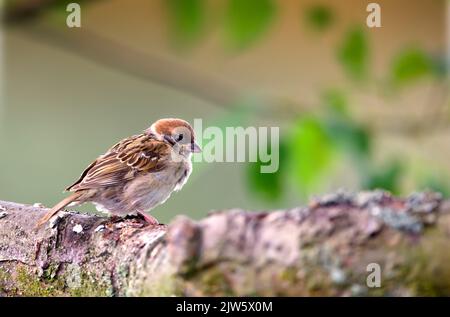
[36,118,201,228]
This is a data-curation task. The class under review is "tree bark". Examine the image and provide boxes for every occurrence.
[1,190,449,296]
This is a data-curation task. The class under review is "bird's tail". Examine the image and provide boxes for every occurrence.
[35,192,82,228]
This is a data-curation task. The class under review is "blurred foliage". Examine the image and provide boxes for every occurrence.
[225,0,276,49]
[419,175,450,198]
[56,1,449,200]
[323,90,370,158]
[247,140,287,201]
[363,160,403,194]
[337,27,369,80]
[289,117,334,195]
[166,0,205,48]
[324,112,370,160]
[390,48,434,87]
[321,89,349,116]
[304,4,334,32]
[297,99,371,194]
[11,1,448,203]
[163,0,277,50]
[246,101,374,201]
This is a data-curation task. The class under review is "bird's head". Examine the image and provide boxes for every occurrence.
[146,118,202,156]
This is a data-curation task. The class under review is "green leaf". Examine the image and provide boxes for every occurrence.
[390,48,433,86]
[325,118,370,159]
[304,5,334,31]
[225,0,276,49]
[419,175,450,198]
[166,0,205,47]
[337,27,369,80]
[363,160,403,194]
[322,89,349,117]
[246,140,287,201]
[289,117,334,193]
[321,89,371,158]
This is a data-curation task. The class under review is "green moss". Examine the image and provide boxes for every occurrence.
[66,268,113,297]
[366,286,388,296]
[0,267,10,294]
[15,266,66,296]
[400,230,450,296]
[137,274,183,297]
[199,267,233,296]
[178,263,242,296]
[176,264,235,296]
[68,276,110,297]
[305,272,329,293]
[177,257,201,279]
[0,263,113,297]
[280,267,297,283]
[42,263,60,281]
[118,264,130,279]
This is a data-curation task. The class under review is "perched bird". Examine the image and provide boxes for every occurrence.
[36,118,201,228]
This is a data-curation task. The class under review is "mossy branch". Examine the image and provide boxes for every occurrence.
[0,190,449,296]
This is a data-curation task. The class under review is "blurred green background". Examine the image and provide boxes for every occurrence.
[1,0,449,223]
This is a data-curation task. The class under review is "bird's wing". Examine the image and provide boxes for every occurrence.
[66,134,172,191]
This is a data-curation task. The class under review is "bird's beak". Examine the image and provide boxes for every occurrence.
[191,142,202,153]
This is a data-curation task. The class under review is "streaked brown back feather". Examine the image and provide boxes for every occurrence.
[66,134,171,192]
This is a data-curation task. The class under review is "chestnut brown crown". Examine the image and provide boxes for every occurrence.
[147,118,201,153]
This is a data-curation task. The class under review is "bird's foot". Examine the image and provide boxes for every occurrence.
[109,215,125,223]
[137,211,160,226]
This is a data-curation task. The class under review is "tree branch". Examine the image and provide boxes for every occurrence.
[0,190,449,296]
[14,19,240,109]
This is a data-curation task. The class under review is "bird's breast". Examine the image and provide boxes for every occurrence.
[174,160,193,191]
[122,159,192,211]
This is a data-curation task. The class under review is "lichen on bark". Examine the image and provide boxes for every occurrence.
[0,190,449,296]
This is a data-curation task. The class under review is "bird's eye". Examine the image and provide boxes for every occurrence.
[175,134,184,142]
